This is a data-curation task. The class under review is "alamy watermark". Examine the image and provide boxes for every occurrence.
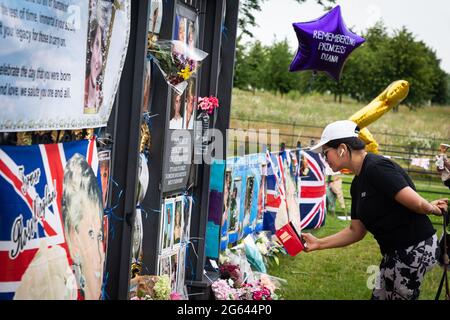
[366,265,381,290]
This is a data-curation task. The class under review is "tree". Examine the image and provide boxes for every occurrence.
[233,36,251,90]
[265,39,299,96]
[233,40,269,92]
[246,41,268,93]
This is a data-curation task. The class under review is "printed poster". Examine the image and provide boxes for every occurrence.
[0,139,105,300]
[0,0,131,131]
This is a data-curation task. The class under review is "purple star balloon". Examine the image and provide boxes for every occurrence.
[289,5,365,81]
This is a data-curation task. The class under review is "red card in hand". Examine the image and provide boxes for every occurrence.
[276,222,305,256]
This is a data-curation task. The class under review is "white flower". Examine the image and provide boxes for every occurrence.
[256,242,268,255]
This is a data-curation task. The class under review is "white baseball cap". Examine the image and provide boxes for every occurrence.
[309,120,360,153]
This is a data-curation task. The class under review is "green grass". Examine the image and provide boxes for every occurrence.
[268,216,380,300]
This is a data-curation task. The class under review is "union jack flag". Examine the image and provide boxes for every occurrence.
[298,150,327,230]
[263,150,285,234]
[263,149,326,233]
[0,139,99,300]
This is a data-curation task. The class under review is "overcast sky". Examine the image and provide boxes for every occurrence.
[242,0,450,73]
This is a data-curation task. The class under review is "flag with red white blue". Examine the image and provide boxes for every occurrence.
[0,139,99,300]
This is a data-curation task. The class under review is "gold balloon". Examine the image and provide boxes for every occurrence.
[358,127,379,153]
[348,80,410,153]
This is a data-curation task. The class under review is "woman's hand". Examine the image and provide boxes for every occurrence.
[431,198,448,215]
[302,233,321,252]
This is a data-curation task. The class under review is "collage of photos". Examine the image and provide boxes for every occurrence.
[160,196,187,253]
[158,195,192,293]
[168,10,199,130]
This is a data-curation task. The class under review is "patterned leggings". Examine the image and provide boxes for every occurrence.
[372,234,439,300]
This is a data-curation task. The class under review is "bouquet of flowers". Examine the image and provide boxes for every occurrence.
[148,40,208,94]
[254,232,286,267]
[219,262,243,287]
[211,274,282,300]
[238,283,274,300]
[211,279,239,300]
[197,96,219,114]
[129,275,181,300]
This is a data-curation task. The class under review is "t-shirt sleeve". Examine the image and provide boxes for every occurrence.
[366,158,410,200]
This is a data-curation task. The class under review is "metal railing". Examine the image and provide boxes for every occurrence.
[228,117,450,185]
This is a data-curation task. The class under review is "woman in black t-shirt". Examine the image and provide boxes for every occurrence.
[303,120,448,300]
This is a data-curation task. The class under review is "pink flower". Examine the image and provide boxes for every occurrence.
[170,292,183,300]
[197,96,220,114]
[259,274,277,293]
[212,279,237,300]
[253,291,263,300]
[261,287,271,298]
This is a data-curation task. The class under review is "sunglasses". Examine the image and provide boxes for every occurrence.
[321,147,333,159]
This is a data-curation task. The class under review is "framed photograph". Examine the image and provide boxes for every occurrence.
[160,198,175,253]
[186,19,198,50]
[174,1,198,46]
[228,177,241,234]
[98,149,111,208]
[257,165,267,223]
[243,176,255,232]
[177,246,186,293]
[183,195,192,241]
[169,91,185,130]
[221,170,232,238]
[173,196,184,247]
[174,15,187,43]
[170,252,179,292]
[148,0,163,35]
[158,254,171,276]
[183,78,196,130]
[84,0,113,114]
[141,59,152,113]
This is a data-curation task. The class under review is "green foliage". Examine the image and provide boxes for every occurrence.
[265,40,300,95]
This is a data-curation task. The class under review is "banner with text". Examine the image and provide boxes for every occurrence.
[0,0,130,132]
